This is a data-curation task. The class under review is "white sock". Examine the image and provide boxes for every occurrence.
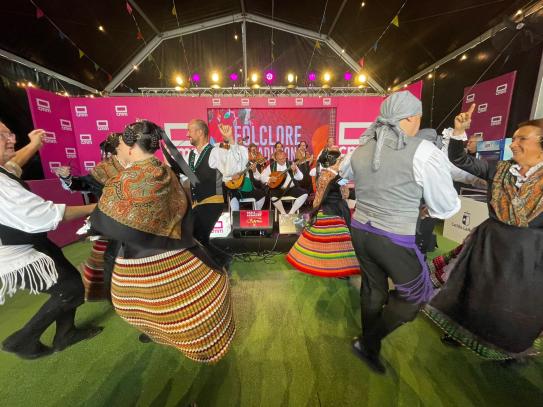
[255,197,266,210]
[273,199,287,215]
[289,194,308,214]
[230,197,240,211]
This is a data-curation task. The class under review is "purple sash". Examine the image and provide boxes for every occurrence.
[352,219,433,304]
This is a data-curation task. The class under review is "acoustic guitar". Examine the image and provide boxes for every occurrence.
[267,157,311,189]
[224,156,267,190]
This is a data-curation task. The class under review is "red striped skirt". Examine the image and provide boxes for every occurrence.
[112,249,235,363]
[82,239,108,301]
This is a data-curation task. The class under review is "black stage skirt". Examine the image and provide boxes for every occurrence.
[426,217,543,359]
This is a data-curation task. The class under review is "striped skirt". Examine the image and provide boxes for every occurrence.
[82,239,108,301]
[286,212,360,277]
[112,249,235,363]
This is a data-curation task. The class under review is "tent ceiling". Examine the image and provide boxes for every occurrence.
[0,0,538,93]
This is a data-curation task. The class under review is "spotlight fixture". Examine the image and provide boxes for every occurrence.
[234,34,239,40]
[27,81,34,87]
[133,65,139,70]
[175,75,184,86]
[361,2,365,7]
[191,73,201,84]
[175,86,182,91]
[308,72,316,82]
[356,73,367,84]
[427,73,433,79]
[98,25,105,32]
[344,71,353,81]
[287,73,295,83]
[341,49,345,53]
[460,54,468,61]
[264,71,275,85]
[229,73,239,81]
[403,84,408,88]
[251,72,259,83]
[515,9,522,16]
[323,72,331,82]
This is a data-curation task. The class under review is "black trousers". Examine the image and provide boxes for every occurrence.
[351,228,422,354]
[415,217,438,254]
[192,202,230,267]
[3,240,84,348]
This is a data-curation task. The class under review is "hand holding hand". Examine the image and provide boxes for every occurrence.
[54,166,71,178]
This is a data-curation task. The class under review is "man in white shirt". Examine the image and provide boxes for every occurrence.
[0,123,100,359]
[340,91,460,374]
[257,151,308,215]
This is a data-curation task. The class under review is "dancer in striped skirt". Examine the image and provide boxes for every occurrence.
[287,148,360,277]
[90,121,235,363]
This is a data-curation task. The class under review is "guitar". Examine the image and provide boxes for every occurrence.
[267,157,310,189]
[224,156,267,190]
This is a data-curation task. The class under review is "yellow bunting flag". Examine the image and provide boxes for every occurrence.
[315,41,321,49]
[392,15,399,27]
[78,49,85,58]
[172,4,177,16]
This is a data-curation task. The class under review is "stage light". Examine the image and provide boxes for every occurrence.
[27,81,34,87]
[192,73,201,84]
[264,71,275,85]
[427,73,433,79]
[239,68,243,72]
[230,72,239,81]
[175,75,184,85]
[211,72,220,83]
[89,95,95,98]
[133,65,138,70]
[63,91,69,96]
[287,73,295,83]
[234,34,239,40]
[344,71,353,81]
[308,72,316,82]
[361,2,365,7]
[251,72,259,83]
[515,9,522,16]
[341,49,345,53]
[403,84,408,88]
[175,86,182,91]
[356,73,367,84]
[460,54,468,61]
[387,87,391,91]
[323,72,331,82]
[98,25,105,32]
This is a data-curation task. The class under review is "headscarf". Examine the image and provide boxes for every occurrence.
[359,91,422,170]
[416,128,443,150]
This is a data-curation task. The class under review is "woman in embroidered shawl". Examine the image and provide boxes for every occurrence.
[90,121,235,363]
[287,148,360,277]
[425,115,543,360]
[54,133,124,301]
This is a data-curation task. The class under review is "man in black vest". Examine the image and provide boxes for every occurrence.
[0,122,101,359]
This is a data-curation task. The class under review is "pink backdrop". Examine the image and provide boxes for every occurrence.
[461,71,516,141]
[27,82,422,178]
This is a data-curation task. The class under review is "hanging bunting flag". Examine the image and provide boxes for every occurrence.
[136,31,144,40]
[315,41,321,49]
[158,71,163,80]
[172,4,177,16]
[36,7,44,19]
[372,41,378,52]
[58,30,66,40]
[126,1,133,14]
[107,73,113,82]
[392,15,400,27]
[358,57,365,68]
[78,49,85,58]
[93,62,99,71]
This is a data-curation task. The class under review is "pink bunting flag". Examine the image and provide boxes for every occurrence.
[136,31,143,40]
[126,2,133,14]
[36,7,44,19]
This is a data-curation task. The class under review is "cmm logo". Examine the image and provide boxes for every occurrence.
[462,211,471,226]
[36,98,51,113]
[490,116,502,126]
[212,98,221,106]
[323,98,331,106]
[115,105,128,116]
[295,98,304,106]
[75,106,88,117]
[466,93,475,103]
[477,103,488,113]
[79,134,92,145]
[60,119,72,131]
[48,161,62,173]
[43,131,57,144]
[241,98,250,106]
[83,161,96,171]
[496,84,507,95]
[96,120,109,131]
[65,148,77,159]
[267,98,276,106]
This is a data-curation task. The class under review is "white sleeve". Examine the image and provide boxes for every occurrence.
[442,127,468,141]
[339,150,355,180]
[260,166,271,184]
[210,145,248,181]
[449,163,485,187]
[413,141,460,219]
[4,161,22,178]
[0,176,65,233]
[293,167,303,181]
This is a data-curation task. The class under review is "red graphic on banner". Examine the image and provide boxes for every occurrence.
[239,210,270,228]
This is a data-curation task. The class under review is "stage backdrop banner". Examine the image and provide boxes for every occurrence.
[27,82,422,178]
[461,71,516,141]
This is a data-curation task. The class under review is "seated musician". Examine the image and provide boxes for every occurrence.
[255,151,308,215]
[271,142,284,162]
[228,145,267,211]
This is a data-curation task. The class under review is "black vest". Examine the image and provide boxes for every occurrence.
[190,147,222,202]
[0,167,48,245]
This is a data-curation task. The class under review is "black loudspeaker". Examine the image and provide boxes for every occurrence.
[231,210,274,237]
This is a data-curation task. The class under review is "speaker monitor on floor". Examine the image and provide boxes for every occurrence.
[279,213,300,235]
[231,210,274,237]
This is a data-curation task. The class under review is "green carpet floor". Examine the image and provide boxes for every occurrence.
[0,232,542,407]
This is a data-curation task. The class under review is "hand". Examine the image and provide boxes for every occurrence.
[28,129,45,148]
[249,163,257,172]
[54,166,71,178]
[268,176,277,184]
[232,173,241,181]
[454,103,475,136]
[420,206,430,219]
[218,124,233,143]
[290,164,298,172]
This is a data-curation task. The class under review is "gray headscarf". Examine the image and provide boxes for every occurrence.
[416,128,443,150]
[359,91,422,170]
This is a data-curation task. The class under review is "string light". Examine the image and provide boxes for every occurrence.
[133,65,139,70]
[427,73,433,79]
[234,34,239,40]
[460,54,468,61]
[361,2,366,7]
[515,9,522,16]
[98,25,105,32]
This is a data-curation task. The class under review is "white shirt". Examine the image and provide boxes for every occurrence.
[0,168,64,303]
[191,143,248,181]
[258,162,303,189]
[340,141,461,219]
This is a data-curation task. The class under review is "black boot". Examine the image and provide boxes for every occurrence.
[351,337,386,374]
[53,310,102,351]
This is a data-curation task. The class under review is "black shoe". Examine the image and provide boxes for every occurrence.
[351,337,386,374]
[441,334,461,348]
[139,333,153,343]
[53,326,103,352]
[2,340,54,360]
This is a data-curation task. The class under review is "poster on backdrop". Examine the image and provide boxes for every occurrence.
[207,108,334,160]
